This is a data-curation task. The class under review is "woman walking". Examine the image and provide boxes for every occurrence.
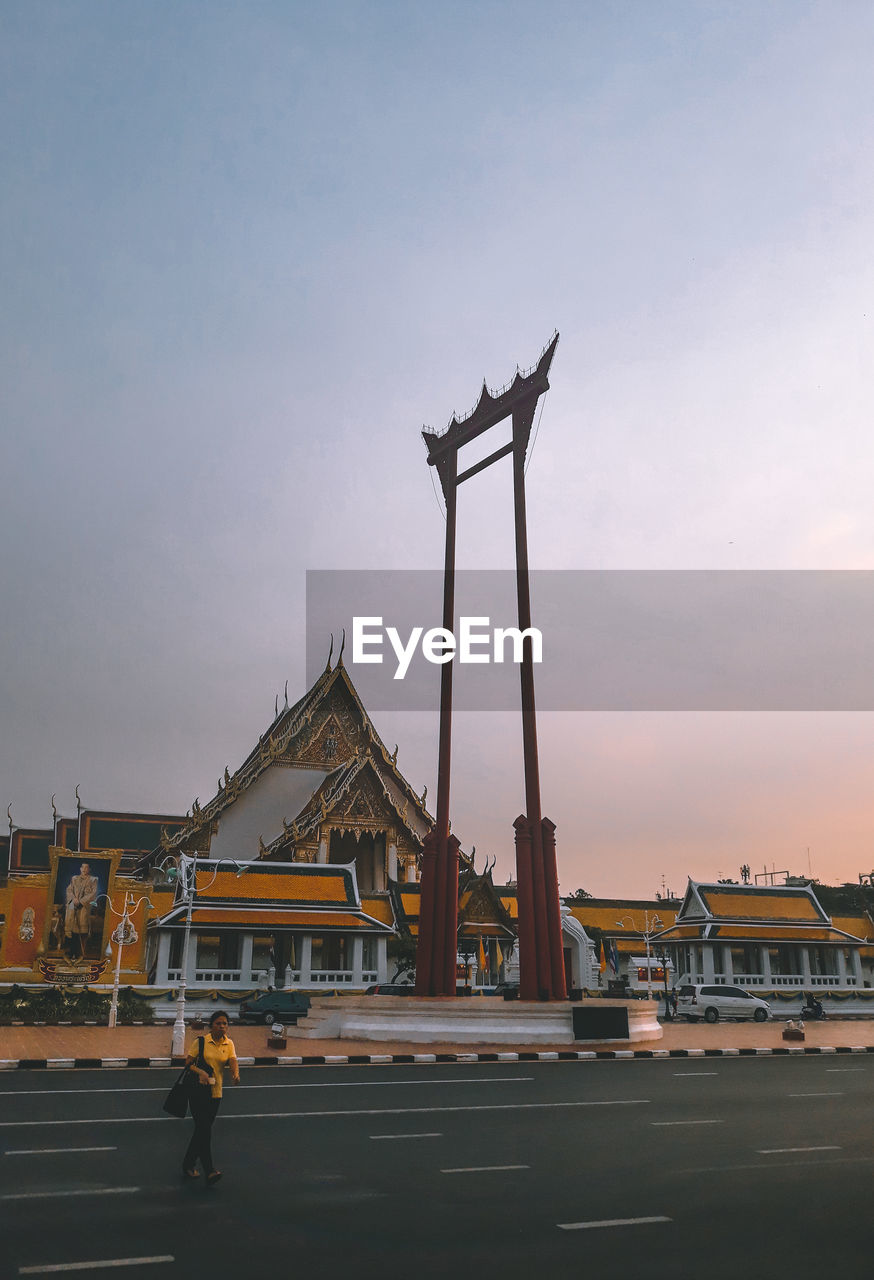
[181,1009,240,1185]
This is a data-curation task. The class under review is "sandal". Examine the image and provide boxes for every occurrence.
[206,1171,223,1186]
[182,1168,200,1180]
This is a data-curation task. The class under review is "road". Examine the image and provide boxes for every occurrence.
[0,1057,871,1279]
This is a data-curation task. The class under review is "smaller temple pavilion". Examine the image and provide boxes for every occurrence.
[150,861,394,990]
[653,879,872,991]
[389,862,599,993]
[565,879,874,1004]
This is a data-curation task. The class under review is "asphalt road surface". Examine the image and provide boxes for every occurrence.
[0,1057,871,1279]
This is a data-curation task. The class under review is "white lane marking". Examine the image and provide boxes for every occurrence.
[787,1092,843,1097]
[757,1152,839,1162]
[678,1156,874,1175]
[2,1188,139,1201]
[441,1164,528,1173]
[651,1120,724,1127]
[672,1072,718,1077]
[0,1099,651,1127]
[558,1216,671,1231]
[370,1133,441,1140]
[20,1258,173,1274]
[826,1068,864,1073]
[5,1147,116,1156]
[0,1076,534,1097]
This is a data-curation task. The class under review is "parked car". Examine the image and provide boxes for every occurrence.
[364,983,418,995]
[237,991,311,1024]
[677,983,770,1023]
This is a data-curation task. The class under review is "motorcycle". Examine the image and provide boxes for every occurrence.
[799,998,826,1020]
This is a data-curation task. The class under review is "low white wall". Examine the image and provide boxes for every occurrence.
[289,996,662,1044]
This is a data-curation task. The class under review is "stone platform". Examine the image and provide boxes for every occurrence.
[286,995,662,1045]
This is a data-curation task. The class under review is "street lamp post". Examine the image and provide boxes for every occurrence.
[98,890,149,1029]
[171,855,197,1057]
[616,911,664,999]
[162,855,252,1057]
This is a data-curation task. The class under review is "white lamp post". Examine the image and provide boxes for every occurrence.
[171,855,197,1056]
[98,890,150,1028]
[616,911,664,999]
[163,855,251,1057]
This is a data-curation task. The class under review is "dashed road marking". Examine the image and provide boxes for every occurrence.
[19,1258,174,1274]
[3,1188,139,1201]
[5,1147,116,1156]
[558,1216,671,1231]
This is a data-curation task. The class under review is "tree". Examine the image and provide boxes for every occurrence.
[564,887,592,902]
[387,933,418,983]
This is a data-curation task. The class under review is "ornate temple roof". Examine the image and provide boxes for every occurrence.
[143,656,432,868]
[152,859,393,933]
[652,879,867,946]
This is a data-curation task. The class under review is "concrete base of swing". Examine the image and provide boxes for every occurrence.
[285,995,662,1045]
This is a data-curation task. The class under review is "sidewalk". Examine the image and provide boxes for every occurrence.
[3,1016,874,1068]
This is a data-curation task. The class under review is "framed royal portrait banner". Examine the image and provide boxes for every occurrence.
[44,847,122,966]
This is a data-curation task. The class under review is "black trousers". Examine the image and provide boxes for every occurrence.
[184,1093,221,1174]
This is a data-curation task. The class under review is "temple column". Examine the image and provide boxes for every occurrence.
[156,932,172,985]
[299,935,313,985]
[851,948,863,985]
[351,935,364,987]
[387,842,398,882]
[317,836,329,864]
[800,947,812,986]
[702,945,715,983]
[239,934,254,983]
[836,947,848,987]
[760,944,772,986]
[376,935,389,983]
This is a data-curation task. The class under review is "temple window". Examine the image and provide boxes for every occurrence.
[311,934,348,971]
[328,830,387,893]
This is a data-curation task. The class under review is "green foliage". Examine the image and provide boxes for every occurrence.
[564,887,593,901]
[0,984,153,1024]
[117,987,154,1023]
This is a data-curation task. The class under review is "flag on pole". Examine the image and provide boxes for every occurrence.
[607,939,619,975]
[478,938,487,972]
[496,941,504,967]
[599,939,606,973]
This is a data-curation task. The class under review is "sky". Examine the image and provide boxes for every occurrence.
[3,1,874,896]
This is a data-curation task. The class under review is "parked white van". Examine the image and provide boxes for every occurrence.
[677,983,770,1023]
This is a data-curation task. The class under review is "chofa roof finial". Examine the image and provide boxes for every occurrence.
[324,633,334,674]
[337,627,346,667]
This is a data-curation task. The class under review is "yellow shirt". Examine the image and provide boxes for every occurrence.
[188,1035,237,1098]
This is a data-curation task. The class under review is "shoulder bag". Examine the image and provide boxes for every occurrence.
[162,1035,209,1118]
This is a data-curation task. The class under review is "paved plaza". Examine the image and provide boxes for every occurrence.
[3,1012,874,1066]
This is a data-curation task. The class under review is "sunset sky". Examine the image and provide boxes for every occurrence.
[3,2,874,896]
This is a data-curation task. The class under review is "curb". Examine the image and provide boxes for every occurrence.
[1,1045,873,1069]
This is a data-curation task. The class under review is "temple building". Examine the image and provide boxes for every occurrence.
[3,656,874,1007]
[566,879,874,1004]
[0,656,430,993]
